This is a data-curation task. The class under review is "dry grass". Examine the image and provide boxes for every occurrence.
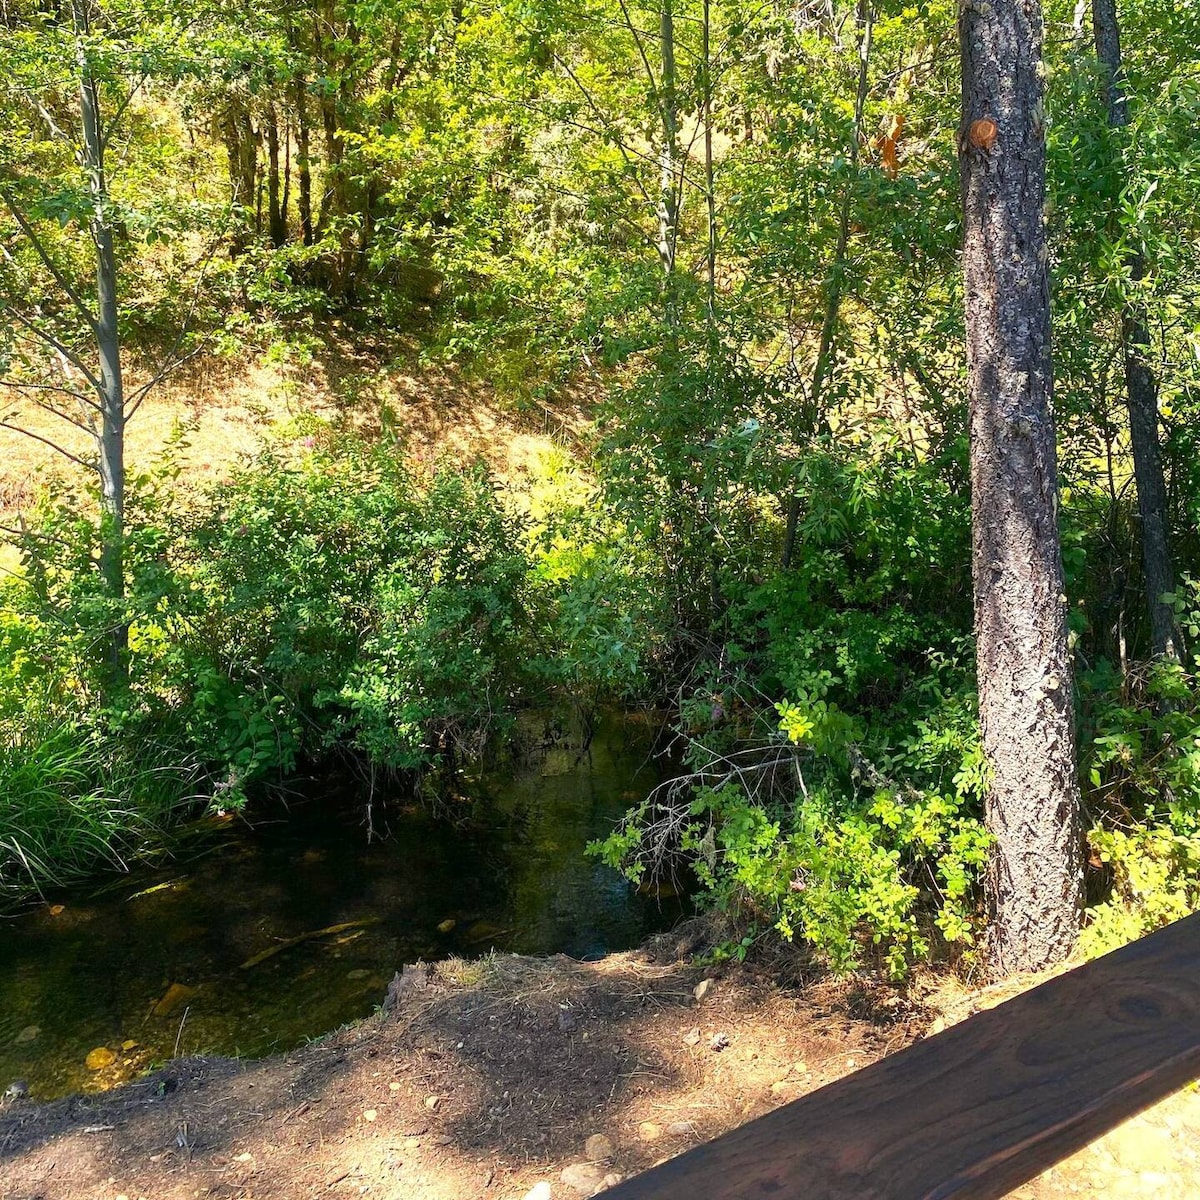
[0,346,599,573]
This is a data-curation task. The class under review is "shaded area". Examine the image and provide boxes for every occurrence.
[0,712,683,1101]
[0,939,913,1200]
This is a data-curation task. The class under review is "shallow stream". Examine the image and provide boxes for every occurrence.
[0,712,683,1100]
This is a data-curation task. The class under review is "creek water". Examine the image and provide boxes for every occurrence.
[0,712,684,1101]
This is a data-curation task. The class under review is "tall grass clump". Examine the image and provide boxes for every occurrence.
[0,718,200,903]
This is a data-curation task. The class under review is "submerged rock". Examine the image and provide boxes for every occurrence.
[85,1046,116,1071]
[152,982,197,1018]
[13,1025,39,1045]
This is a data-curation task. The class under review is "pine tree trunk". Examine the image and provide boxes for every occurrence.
[1092,0,1179,660]
[960,0,1083,974]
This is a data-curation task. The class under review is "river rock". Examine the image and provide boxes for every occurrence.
[522,1184,552,1200]
[637,1121,662,1142]
[3,1080,29,1102]
[560,1161,608,1195]
[437,918,457,933]
[85,1046,116,1071]
[14,1025,39,1044]
[584,1134,614,1162]
[152,982,196,1018]
[465,920,504,943]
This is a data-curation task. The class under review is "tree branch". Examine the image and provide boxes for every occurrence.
[0,191,100,333]
[0,418,97,471]
[0,301,104,395]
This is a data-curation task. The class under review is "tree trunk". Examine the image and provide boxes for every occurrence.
[781,0,872,570]
[657,0,680,322]
[75,0,127,685]
[294,75,313,246]
[960,0,1082,974]
[221,102,258,255]
[1092,0,1179,660]
[266,103,286,248]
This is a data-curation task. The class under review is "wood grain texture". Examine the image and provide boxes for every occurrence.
[605,914,1200,1200]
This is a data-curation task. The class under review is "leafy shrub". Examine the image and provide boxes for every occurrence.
[595,659,991,978]
[1076,581,1200,954]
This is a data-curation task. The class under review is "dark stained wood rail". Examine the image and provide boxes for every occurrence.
[606,912,1200,1200]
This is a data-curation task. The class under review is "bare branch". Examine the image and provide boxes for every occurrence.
[0,302,103,395]
[614,0,662,100]
[125,343,202,419]
[0,379,94,407]
[0,192,99,333]
[0,418,97,471]
[125,226,227,417]
[29,393,102,435]
[33,100,75,146]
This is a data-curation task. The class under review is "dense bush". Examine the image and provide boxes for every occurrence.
[0,434,611,901]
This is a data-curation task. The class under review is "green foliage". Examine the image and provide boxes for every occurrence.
[525,451,661,707]
[3,0,1200,976]
[0,715,197,903]
[595,640,992,978]
[1080,825,1200,958]
[1075,582,1200,952]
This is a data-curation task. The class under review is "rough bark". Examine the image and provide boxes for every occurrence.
[960,0,1083,974]
[266,103,286,248]
[1092,0,1179,660]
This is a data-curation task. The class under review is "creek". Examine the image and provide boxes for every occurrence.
[0,712,684,1100]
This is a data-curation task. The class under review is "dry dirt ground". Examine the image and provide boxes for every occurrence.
[2,932,1199,1200]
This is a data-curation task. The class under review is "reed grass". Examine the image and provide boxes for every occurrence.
[0,718,202,904]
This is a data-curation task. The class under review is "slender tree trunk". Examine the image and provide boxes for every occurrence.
[960,0,1082,974]
[1092,0,1179,660]
[75,0,127,685]
[281,110,292,237]
[657,0,680,322]
[701,0,716,329]
[782,0,872,570]
[295,75,313,246]
[266,103,286,248]
[221,103,258,256]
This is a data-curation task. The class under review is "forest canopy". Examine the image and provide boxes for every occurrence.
[1,0,1199,978]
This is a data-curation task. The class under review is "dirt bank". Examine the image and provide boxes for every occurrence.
[2,933,1198,1200]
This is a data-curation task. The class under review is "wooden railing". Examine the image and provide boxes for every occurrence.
[605,911,1200,1200]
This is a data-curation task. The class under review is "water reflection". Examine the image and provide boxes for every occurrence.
[0,712,684,1099]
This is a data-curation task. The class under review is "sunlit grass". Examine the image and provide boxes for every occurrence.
[0,720,202,904]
